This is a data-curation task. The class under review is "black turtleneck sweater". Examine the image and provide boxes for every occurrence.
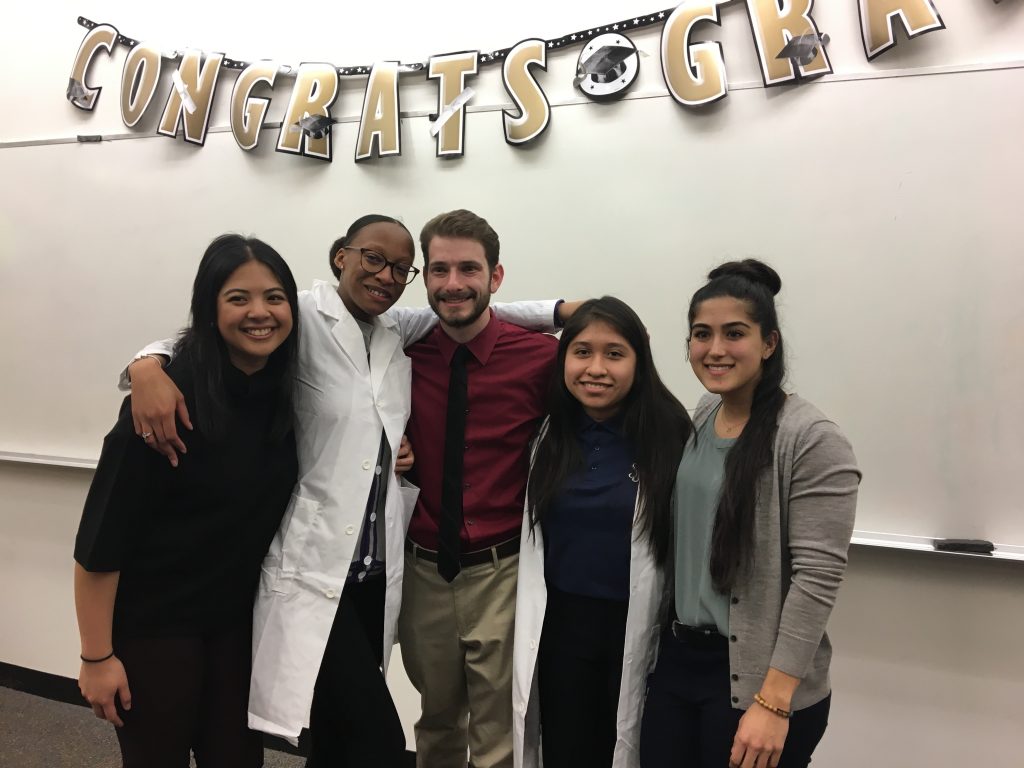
[75,356,298,636]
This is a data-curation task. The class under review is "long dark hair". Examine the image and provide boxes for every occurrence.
[328,214,413,278]
[173,234,299,442]
[528,296,692,564]
[688,259,786,592]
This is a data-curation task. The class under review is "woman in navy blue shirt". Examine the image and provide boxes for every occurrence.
[74,234,300,767]
[512,296,692,768]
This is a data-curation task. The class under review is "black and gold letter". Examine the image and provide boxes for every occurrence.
[662,2,728,107]
[502,40,550,146]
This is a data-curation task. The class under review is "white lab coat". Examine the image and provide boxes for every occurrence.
[247,281,433,741]
[512,421,667,768]
[124,282,560,743]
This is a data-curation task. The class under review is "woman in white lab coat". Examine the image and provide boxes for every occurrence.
[512,297,693,768]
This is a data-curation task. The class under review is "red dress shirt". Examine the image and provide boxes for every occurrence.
[405,311,558,550]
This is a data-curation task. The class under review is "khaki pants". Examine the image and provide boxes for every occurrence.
[398,548,518,768]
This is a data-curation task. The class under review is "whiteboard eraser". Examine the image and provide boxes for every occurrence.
[933,539,994,555]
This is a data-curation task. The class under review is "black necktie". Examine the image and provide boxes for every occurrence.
[438,345,469,582]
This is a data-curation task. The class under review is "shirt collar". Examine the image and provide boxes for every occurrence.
[578,410,626,436]
[437,309,499,366]
[311,279,397,331]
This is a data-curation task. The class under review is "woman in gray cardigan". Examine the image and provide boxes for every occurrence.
[639,260,860,768]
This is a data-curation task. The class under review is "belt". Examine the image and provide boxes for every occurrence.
[405,535,521,568]
[670,621,728,650]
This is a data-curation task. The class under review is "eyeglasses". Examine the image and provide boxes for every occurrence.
[341,246,421,285]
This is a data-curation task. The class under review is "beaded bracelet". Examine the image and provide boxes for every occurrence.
[753,693,791,719]
[80,650,115,663]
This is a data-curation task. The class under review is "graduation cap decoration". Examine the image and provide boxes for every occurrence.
[776,31,830,67]
[291,114,339,140]
[574,33,640,103]
[66,77,94,109]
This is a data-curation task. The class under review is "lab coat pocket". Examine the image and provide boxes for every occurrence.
[397,478,420,533]
[278,494,324,576]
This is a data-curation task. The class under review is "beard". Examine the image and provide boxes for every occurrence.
[428,289,490,328]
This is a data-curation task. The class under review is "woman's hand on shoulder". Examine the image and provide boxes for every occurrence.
[129,357,191,467]
[730,703,789,768]
[78,656,132,727]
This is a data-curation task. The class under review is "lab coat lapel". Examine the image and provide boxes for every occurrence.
[330,314,369,376]
[369,317,400,399]
[311,281,368,375]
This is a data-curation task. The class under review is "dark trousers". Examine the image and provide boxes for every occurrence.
[538,586,629,768]
[639,627,830,768]
[113,623,262,768]
[306,575,406,768]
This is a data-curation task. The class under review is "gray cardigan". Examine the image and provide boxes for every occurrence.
[686,393,860,711]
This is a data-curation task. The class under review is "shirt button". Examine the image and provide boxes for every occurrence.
[731,597,739,604]
[467,519,475,525]
[594,445,601,452]
[357,571,366,581]
[369,513,377,522]
[732,696,739,704]
[375,466,382,475]
[730,635,738,643]
[464,482,470,488]
[345,525,355,535]
[363,556,372,566]
[590,465,597,471]
[362,460,371,470]
[731,674,739,681]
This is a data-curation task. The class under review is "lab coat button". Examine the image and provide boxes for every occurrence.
[529,640,536,650]
[325,589,336,598]
[345,525,355,535]
[362,460,371,470]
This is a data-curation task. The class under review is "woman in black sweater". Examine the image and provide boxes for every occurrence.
[73,234,299,768]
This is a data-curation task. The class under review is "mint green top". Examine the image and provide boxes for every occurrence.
[673,403,734,635]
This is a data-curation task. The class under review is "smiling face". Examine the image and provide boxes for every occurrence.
[563,320,637,422]
[687,296,778,406]
[424,235,504,341]
[333,221,415,321]
[217,260,294,374]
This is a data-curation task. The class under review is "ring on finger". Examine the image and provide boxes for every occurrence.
[141,431,152,439]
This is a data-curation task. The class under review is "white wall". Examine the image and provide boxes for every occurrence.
[2,2,1023,764]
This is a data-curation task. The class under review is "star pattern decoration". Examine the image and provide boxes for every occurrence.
[77,7,677,79]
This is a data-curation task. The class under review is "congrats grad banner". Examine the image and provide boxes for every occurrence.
[66,1,949,163]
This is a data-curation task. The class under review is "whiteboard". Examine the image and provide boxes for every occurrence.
[1,1,1022,548]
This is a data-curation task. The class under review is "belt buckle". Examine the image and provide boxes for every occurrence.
[672,621,717,643]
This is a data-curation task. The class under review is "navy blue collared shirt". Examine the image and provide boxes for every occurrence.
[542,415,638,602]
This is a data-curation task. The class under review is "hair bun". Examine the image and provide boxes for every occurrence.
[707,259,782,296]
